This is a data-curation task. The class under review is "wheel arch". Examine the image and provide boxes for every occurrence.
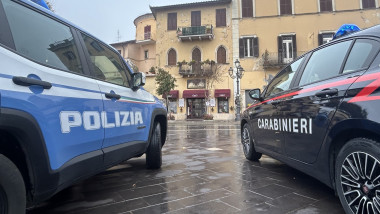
[327,119,380,190]
[148,108,167,148]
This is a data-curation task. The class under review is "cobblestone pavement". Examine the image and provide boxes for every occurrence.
[28,121,345,214]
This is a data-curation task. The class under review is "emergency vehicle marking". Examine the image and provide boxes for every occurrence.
[258,118,313,134]
[60,111,144,133]
[247,72,380,110]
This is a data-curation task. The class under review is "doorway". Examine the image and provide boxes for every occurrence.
[187,98,206,119]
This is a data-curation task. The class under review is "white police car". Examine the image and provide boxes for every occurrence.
[241,24,380,214]
[0,0,167,213]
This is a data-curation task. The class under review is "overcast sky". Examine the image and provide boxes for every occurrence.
[50,0,206,44]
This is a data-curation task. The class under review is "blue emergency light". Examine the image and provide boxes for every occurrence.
[30,0,50,10]
[333,24,361,40]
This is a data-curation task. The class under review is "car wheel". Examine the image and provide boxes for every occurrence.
[335,138,380,214]
[0,154,26,214]
[241,123,262,161]
[146,122,162,169]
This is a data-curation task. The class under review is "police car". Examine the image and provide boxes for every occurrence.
[241,24,380,214]
[0,0,167,213]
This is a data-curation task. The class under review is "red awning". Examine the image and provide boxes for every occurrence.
[163,90,179,99]
[214,89,231,98]
[183,90,208,98]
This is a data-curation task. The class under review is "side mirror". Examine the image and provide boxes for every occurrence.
[249,89,263,101]
[132,72,146,91]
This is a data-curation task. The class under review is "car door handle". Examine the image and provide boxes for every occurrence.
[12,76,52,89]
[105,93,121,100]
[315,88,338,98]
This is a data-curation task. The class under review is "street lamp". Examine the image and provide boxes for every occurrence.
[229,59,244,121]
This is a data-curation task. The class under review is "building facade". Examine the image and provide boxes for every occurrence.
[112,0,380,120]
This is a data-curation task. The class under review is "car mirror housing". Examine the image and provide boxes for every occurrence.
[132,72,146,91]
[249,89,263,101]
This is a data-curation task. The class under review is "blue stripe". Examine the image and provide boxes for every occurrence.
[0,74,12,79]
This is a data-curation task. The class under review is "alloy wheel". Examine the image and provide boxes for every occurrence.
[340,152,380,214]
[242,127,251,156]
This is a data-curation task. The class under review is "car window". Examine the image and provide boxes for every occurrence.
[343,39,380,73]
[265,56,304,97]
[81,33,131,87]
[299,41,351,86]
[2,0,83,73]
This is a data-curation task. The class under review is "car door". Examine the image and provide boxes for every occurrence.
[279,38,380,164]
[78,32,155,166]
[249,56,305,154]
[0,0,104,170]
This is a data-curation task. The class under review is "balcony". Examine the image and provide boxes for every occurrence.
[178,62,215,76]
[262,51,307,69]
[136,32,155,45]
[177,25,214,41]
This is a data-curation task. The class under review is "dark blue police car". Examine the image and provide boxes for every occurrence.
[241,24,380,214]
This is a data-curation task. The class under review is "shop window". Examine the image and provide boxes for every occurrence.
[218,97,229,113]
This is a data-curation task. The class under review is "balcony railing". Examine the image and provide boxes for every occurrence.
[179,62,215,76]
[262,51,308,69]
[177,25,214,41]
[144,32,151,40]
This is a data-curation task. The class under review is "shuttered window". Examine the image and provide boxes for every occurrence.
[168,49,177,66]
[280,0,292,15]
[242,0,253,17]
[320,0,332,12]
[362,0,376,8]
[216,8,226,27]
[217,46,227,64]
[239,37,259,58]
[167,13,177,31]
[191,11,201,27]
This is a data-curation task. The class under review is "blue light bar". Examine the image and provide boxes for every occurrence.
[333,24,361,40]
[30,0,50,10]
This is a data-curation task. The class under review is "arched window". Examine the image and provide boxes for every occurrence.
[217,46,226,64]
[168,49,177,66]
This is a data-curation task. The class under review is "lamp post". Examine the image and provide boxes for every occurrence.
[229,59,244,121]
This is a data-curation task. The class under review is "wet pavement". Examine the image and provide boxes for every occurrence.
[28,121,345,214]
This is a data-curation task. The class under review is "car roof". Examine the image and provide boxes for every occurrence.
[18,0,110,47]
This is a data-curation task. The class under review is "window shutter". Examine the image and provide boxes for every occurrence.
[168,49,176,66]
[216,9,226,27]
[318,34,323,46]
[239,38,244,58]
[167,13,177,30]
[278,36,283,63]
[292,35,297,59]
[191,11,201,27]
[242,0,253,17]
[216,10,220,27]
[253,37,259,57]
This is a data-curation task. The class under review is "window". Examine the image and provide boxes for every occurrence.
[217,46,227,64]
[343,39,380,73]
[167,13,177,31]
[320,0,333,12]
[265,57,304,97]
[144,25,151,40]
[192,48,202,72]
[168,100,177,114]
[278,35,296,64]
[299,41,352,86]
[318,33,334,45]
[216,8,226,27]
[3,0,83,73]
[191,11,201,27]
[168,49,177,66]
[81,33,131,87]
[218,98,229,113]
[362,0,376,9]
[242,0,253,17]
[280,0,292,15]
[144,50,149,59]
[239,37,259,58]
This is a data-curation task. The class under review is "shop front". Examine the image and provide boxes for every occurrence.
[183,90,208,119]
[214,89,231,114]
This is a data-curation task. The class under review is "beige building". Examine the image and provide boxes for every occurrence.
[112,0,380,120]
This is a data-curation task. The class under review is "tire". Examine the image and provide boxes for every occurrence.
[0,154,26,214]
[146,122,162,169]
[241,123,262,161]
[335,138,380,214]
